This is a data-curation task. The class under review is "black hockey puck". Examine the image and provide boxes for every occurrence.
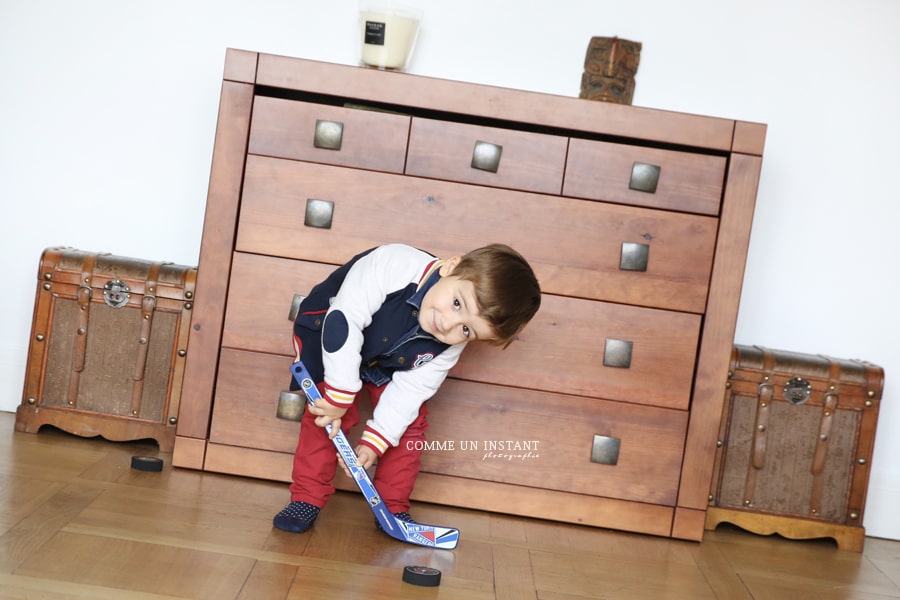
[402,565,441,587]
[130,456,164,472]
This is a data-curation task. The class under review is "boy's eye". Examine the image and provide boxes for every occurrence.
[462,325,471,338]
[453,298,461,309]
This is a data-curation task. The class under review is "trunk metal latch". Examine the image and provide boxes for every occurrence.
[103,279,130,308]
[784,377,811,405]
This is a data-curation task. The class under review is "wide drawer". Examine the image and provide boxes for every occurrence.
[564,138,727,215]
[248,95,410,173]
[210,348,688,506]
[455,293,700,411]
[236,156,718,313]
[222,253,701,410]
[424,378,687,506]
[406,117,568,194]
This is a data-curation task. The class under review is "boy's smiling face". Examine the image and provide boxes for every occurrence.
[419,257,497,346]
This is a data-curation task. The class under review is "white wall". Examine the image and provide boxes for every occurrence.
[2,0,898,540]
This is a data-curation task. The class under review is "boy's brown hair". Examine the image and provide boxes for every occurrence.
[452,244,541,348]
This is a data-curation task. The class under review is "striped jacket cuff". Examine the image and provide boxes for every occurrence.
[360,426,391,457]
[323,384,356,408]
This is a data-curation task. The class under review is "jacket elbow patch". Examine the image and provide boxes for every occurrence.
[322,310,349,353]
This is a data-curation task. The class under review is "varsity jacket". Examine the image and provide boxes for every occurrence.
[291,244,466,456]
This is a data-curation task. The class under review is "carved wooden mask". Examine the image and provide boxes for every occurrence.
[579,36,642,105]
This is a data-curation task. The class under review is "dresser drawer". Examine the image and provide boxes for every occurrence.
[237,156,718,313]
[454,294,701,410]
[222,250,700,410]
[210,348,297,453]
[564,138,727,215]
[406,117,568,194]
[248,95,410,173]
[210,348,687,506]
[221,252,335,356]
[424,378,688,506]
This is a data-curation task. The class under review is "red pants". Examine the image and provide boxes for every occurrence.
[289,380,428,513]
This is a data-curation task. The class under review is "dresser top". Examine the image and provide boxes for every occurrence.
[222,49,765,156]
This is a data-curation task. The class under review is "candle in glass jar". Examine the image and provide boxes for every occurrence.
[359,7,421,70]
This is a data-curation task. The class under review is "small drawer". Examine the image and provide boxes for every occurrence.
[248,96,410,173]
[210,348,298,452]
[423,378,688,506]
[237,157,718,313]
[453,294,702,411]
[564,138,727,215]
[221,252,337,356]
[406,118,568,194]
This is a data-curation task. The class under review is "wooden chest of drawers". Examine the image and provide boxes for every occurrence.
[173,49,765,541]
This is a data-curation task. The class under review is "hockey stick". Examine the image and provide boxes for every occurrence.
[290,361,460,550]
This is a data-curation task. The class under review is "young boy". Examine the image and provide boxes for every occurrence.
[273,242,541,534]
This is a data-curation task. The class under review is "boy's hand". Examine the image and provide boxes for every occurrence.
[337,445,378,479]
[308,399,347,438]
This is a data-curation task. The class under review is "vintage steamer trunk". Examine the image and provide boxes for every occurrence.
[706,344,884,551]
[16,247,196,452]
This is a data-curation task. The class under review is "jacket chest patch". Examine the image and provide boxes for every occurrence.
[414,353,435,368]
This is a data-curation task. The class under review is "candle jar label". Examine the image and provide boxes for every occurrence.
[364,20,386,45]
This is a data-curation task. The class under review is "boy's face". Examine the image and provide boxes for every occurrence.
[419,257,496,346]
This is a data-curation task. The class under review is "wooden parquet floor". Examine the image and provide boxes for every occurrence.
[1,412,898,599]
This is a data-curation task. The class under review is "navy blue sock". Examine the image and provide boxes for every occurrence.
[273,501,320,533]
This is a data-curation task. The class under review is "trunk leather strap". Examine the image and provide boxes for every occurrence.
[743,346,775,507]
[751,383,773,470]
[809,357,842,515]
[67,252,97,407]
[130,262,161,417]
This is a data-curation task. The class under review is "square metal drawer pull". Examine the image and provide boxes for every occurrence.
[276,391,305,422]
[288,293,306,322]
[620,242,649,272]
[304,198,334,229]
[313,119,344,150]
[629,162,661,193]
[471,140,503,173]
[603,338,633,369]
[591,435,621,465]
